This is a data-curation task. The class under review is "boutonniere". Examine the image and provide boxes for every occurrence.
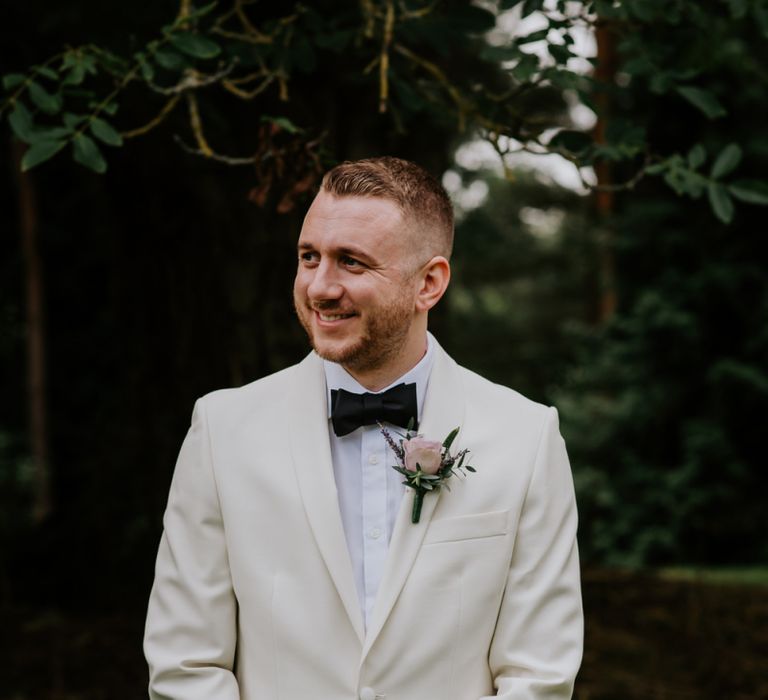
[379,422,476,524]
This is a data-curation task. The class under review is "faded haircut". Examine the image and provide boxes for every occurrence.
[320,156,454,259]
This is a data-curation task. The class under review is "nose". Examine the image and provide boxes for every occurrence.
[306,258,343,303]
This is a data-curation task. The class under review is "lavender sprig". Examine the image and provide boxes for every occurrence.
[378,422,405,462]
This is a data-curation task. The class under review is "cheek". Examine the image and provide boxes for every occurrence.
[293,272,308,298]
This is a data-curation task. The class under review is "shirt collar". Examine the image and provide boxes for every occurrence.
[323,332,436,423]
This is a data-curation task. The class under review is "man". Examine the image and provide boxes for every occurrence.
[144,157,583,699]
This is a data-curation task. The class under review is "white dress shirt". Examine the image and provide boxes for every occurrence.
[323,332,436,628]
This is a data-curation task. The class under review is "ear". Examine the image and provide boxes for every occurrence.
[415,256,451,313]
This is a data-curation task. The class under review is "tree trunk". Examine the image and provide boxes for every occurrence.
[593,20,618,322]
[11,140,52,523]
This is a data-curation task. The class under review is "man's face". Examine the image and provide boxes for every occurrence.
[293,191,420,374]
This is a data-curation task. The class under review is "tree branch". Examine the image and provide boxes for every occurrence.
[122,94,182,139]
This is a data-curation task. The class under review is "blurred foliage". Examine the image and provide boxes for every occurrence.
[446,169,595,401]
[442,0,768,567]
[555,201,768,566]
[551,0,768,566]
[3,0,768,219]
[0,0,569,185]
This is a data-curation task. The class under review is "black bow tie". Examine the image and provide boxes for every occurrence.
[330,382,419,437]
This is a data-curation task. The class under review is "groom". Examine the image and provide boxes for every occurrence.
[144,157,583,699]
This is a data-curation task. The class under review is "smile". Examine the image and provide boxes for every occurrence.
[314,310,357,322]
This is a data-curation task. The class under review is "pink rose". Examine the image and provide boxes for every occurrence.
[403,437,443,474]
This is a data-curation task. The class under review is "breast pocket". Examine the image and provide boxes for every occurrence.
[423,509,510,545]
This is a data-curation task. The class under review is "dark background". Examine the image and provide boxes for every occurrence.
[2,1,767,698]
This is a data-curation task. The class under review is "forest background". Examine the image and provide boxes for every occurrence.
[2,1,767,698]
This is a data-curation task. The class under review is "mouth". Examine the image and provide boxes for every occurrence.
[311,308,358,325]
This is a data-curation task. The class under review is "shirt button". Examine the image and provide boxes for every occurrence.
[368,454,379,465]
[359,688,376,700]
[368,527,382,540]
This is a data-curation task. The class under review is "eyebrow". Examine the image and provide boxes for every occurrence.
[297,242,378,264]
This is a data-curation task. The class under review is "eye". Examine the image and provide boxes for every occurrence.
[341,255,364,268]
[299,250,319,265]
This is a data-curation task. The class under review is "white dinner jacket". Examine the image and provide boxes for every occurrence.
[144,340,583,699]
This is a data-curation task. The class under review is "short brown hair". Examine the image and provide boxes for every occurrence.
[321,156,454,258]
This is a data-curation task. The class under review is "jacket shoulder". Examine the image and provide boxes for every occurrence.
[451,362,563,484]
[194,359,304,420]
[455,362,552,425]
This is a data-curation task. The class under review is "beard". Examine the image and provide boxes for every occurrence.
[294,287,415,373]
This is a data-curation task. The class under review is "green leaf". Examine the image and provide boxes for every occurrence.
[8,101,35,142]
[681,170,707,199]
[139,58,155,82]
[3,73,26,90]
[63,64,86,86]
[154,49,187,71]
[82,54,99,76]
[170,32,221,59]
[548,43,571,64]
[96,50,127,74]
[29,125,72,142]
[516,29,549,45]
[450,6,496,33]
[645,162,667,175]
[90,117,123,146]
[687,144,706,169]
[28,81,62,114]
[101,102,119,116]
[465,465,477,473]
[480,44,521,62]
[707,182,734,224]
[35,65,59,80]
[521,0,544,17]
[73,133,107,174]
[549,129,593,155]
[442,427,460,451]
[663,169,686,196]
[261,115,302,134]
[676,86,726,119]
[511,53,539,82]
[729,180,768,205]
[21,140,66,171]
[188,0,218,20]
[710,143,742,179]
[61,52,78,69]
[63,112,84,129]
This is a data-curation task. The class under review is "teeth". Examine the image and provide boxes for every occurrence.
[319,313,352,321]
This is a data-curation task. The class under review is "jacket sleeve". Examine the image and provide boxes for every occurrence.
[482,406,584,699]
[144,398,240,699]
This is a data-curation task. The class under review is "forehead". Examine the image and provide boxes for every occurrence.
[298,192,408,252]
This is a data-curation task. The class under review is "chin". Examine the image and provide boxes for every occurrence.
[312,336,364,365]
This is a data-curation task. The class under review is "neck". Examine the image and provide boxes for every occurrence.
[344,331,428,392]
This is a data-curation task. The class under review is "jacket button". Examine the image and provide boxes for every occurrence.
[359,687,376,700]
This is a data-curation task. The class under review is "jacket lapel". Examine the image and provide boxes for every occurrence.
[360,342,466,661]
[287,352,366,644]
